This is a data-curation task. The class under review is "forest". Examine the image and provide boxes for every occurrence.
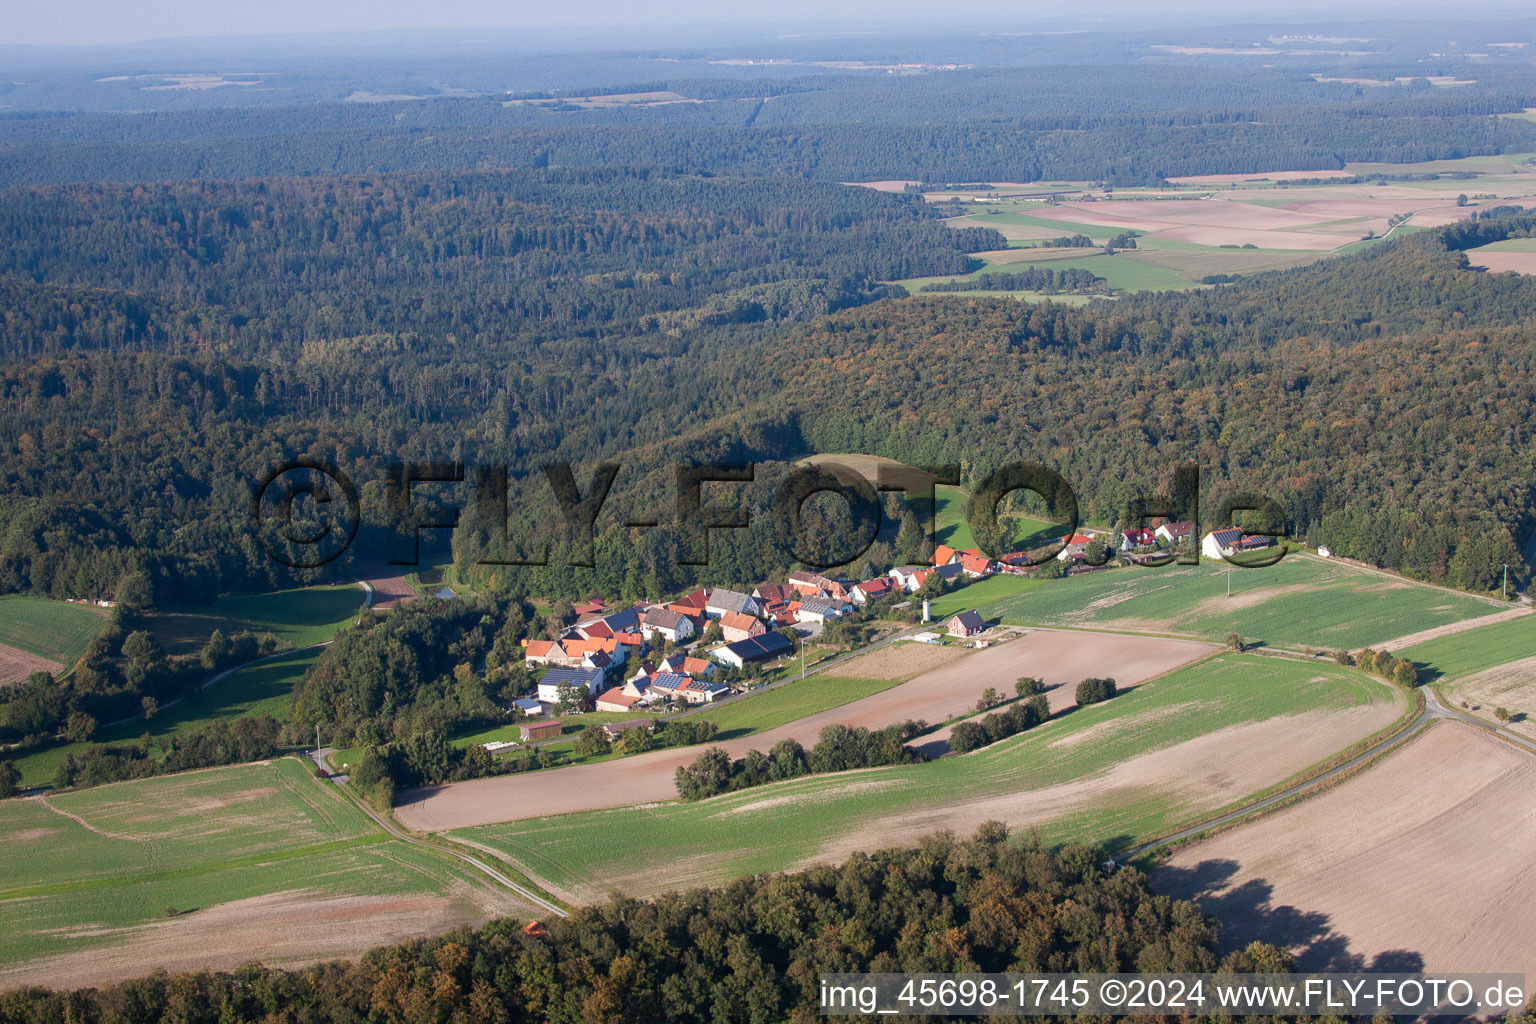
[0,824,1324,1024]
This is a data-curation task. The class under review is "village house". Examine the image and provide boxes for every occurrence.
[752,583,796,606]
[719,610,766,643]
[714,631,794,669]
[640,606,694,644]
[1120,527,1157,550]
[887,566,927,592]
[1055,533,1096,562]
[535,666,606,703]
[947,610,986,638]
[850,576,894,604]
[704,588,760,618]
[958,551,994,578]
[657,654,715,678]
[1155,521,1195,546]
[1202,528,1276,560]
[795,596,850,623]
[647,671,730,704]
[593,687,643,713]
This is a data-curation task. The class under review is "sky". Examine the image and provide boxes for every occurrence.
[7,0,1524,48]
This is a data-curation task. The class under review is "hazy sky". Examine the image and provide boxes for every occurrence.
[6,0,1513,48]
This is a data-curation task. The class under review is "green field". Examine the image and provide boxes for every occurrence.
[454,654,1394,898]
[148,584,365,657]
[1397,613,1536,682]
[933,487,1059,552]
[897,252,1198,295]
[11,646,324,788]
[981,556,1496,650]
[1468,237,1536,253]
[0,758,531,968]
[0,596,109,668]
[926,572,1047,619]
[694,675,907,740]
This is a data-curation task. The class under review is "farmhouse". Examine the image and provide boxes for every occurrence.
[1202,528,1276,560]
[648,671,730,704]
[705,588,760,618]
[1055,533,1095,562]
[719,610,766,642]
[1155,521,1195,545]
[947,610,986,637]
[714,631,794,668]
[535,666,605,703]
[640,606,694,644]
[958,552,994,578]
[520,720,562,742]
[752,583,795,605]
[888,566,927,591]
[657,654,715,678]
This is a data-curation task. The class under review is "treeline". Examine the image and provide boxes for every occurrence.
[674,721,926,800]
[920,267,1104,294]
[0,825,1327,1023]
[951,694,1051,754]
[3,104,1534,187]
[48,715,287,790]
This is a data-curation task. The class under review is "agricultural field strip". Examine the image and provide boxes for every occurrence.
[450,655,1396,900]
[0,596,109,667]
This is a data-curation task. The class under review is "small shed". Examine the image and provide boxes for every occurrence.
[520,720,562,742]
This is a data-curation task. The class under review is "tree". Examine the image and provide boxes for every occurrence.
[949,720,987,754]
[114,571,154,612]
[1391,660,1419,687]
[977,687,1000,711]
[1015,676,1044,697]
[1333,650,1355,666]
[573,725,611,758]
[122,630,162,666]
[555,684,586,715]
[200,628,233,670]
[675,747,734,801]
[1224,633,1244,652]
[63,710,96,743]
[1075,677,1117,706]
[1495,706,1511,723]
[140,695,160,720]
[0,760,20,798]
[615,726,654,755]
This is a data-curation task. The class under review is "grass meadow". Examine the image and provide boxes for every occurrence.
[981,556,1495,650]
[454,654,1391,899]
[0,758,525,967]
[0,596,110,667]
[147,584,365,657]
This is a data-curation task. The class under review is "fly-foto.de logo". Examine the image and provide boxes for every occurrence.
[247,458,1289,571]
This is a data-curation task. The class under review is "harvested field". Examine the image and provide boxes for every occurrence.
[1470,251,1536,274]
[1167,170,1355,184]
[970,246,1105,263]
[0,642,63,687]
[396,630,1213,830]
[358,565,418,609]
[455,655,1401,902]
[835,641,966,680]
[1154,722,1536,974]
[1444,656,1536,738]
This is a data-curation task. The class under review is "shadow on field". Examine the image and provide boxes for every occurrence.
[1152,859,1425,972]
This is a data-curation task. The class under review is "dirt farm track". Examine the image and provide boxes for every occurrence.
[395,631,1213,831]
[1155,721,1536,975]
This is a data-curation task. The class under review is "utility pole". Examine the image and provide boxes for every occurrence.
[1227,568,1232,598]
[315,722,320,755]
[1504,563,1509,600]
[800,634,806,679]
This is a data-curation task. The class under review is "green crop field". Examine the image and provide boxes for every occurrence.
[454,654,1395,898]
[981,556,1496,650]
[0,758,530,968]
[1398,613,1536,682]
[148,584,365,657]
[693,675,906,740]
[0,596,109,668]
[11,646,325,788]
[1469,237,1536,253]
[927,573,1046,619]
[933,487,1059,553]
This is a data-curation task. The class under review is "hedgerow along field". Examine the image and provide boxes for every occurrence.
[0,595,109,669]
[11,645,326,788]
[0,758,532,973]
[981,556,1497,650]
[453,653,1400,901]
[147,583,365,657]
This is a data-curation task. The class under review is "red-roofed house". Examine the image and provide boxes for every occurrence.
[850,577,894,604]
[719,610,766,643]
[593,687,642,713]
[958,552,994,578]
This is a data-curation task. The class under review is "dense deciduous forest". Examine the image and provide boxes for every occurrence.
[0,825,1315,1023]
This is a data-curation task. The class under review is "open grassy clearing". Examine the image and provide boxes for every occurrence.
[0,596,109,668]
[0,757,540,981]
[982,556,1495,650]
[454,654,1396,901]
[933,486,1059,552]
[147,584,364,657]
[1468,236,1536,252]
[11,646,324,788]
[896,252,1199,294]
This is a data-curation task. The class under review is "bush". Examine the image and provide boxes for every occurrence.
[1015,676,1045,697]
[1075,677,1117,706]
